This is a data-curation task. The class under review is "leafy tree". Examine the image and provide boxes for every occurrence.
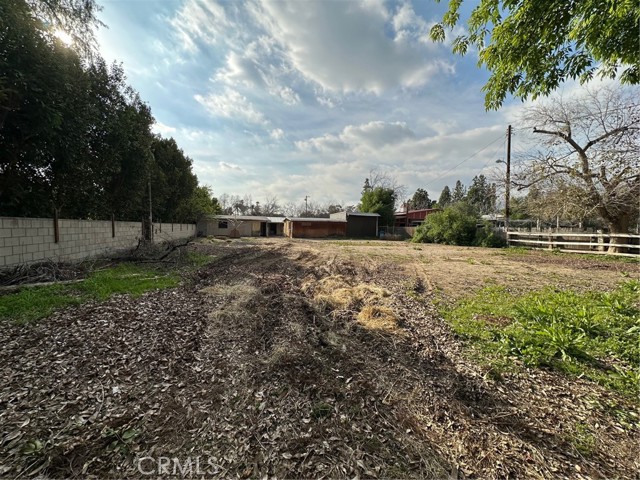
[360,187,397,227]
[0,0,207,224]
[412,202,478,245]
[410,188,433,209]
[150,136,198,222]
[0,1,102,217]
[175,186,221,223]
[451,180,466,203]
[430,0,640,109]
[467,174,497,215]
[516,86,639,251]
[26,0,104,57]
[438,185,452,208]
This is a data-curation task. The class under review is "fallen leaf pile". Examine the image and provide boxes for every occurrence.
[0,240,638,478]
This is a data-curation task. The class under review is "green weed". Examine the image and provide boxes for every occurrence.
[79,264,179,300]
[443,280,640,397]
[0,284,82,324]
[0,264,180,324]
[185,251,215,268]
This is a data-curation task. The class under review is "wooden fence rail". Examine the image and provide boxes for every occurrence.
[507,231,640,258]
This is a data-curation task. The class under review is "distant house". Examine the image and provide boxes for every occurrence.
[394,208,440,227]
[283,217,347,238]
[198,215,285,237]
[329,211,380,237]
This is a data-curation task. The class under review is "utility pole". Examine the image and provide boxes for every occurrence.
[148,174,153,242]
[148,151,154,242]
[304,195,309,216]
[505,125,512,233]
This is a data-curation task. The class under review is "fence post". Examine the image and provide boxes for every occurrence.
[597,230,605,252]
[53,209,60,243]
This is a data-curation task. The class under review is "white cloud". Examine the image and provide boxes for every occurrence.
[270,128,284,140]
[170,0,232,52]
[219,161,244,171]
[250,0,452,94]
[152,121,177,135]
[297,121,417,152]
[215,51,265,87]
[194,87,267,125]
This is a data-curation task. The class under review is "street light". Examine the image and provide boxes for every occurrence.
[496,159,510,231]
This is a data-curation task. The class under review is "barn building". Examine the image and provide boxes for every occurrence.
[283,217,347,238]
[394,208,440,227]
[329,211,380,237]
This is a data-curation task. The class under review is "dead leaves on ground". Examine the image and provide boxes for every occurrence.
[0,240,638,478]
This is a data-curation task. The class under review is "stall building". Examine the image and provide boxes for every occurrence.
[329,211,380,237]
[283,217,347,238]
[198,215,285,237]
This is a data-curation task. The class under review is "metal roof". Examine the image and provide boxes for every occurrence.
[213,215,270,222]
[286,217,347,223]
[348,212,380,217]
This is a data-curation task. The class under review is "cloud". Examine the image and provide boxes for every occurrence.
[152,121,177,135]
[297,121,417,152]
[270,128,284,140]
[249,0,452,94]
[170,0,232,52]
[219,161,244,171]
[194,87,267,125]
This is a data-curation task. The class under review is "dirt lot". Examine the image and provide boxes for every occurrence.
[0,238,638,478]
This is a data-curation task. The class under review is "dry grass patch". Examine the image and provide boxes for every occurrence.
[200,283,260,301]
[304,275,390,309]
[357,305,399,332]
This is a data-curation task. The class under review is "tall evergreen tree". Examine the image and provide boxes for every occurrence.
[438,186,452,208]
[452,180,466,203]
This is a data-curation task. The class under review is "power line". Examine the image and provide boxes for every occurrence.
[472,136,507,179]
[424,133,506,189]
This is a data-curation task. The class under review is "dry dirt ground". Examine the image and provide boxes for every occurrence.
[0,238,638,479]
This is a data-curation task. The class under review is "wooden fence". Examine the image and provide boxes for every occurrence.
[507,231,640,257]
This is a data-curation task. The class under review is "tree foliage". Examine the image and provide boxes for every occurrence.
[451,180,467,203]
[516,85,639,241]
[467,174,497,215]
[360,187,397,227]
[430,0,640,109]
[410,188,434,209]
[26,0,104,57]
[438,185,452,208]
[0,0,208,223]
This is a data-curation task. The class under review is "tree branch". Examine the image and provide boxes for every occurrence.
[584,125,638,152]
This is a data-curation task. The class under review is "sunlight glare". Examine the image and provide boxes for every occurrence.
[54,29,73,46]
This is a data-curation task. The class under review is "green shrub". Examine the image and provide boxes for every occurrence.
[475,221,507,247]
[412,202,478,245]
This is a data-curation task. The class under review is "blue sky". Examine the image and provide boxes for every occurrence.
[95,0,522,208]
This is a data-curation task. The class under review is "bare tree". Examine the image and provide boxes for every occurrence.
[516,85,639,251]
[261,195,281,215]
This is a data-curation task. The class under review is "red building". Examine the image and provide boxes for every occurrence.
[394,208,440,227]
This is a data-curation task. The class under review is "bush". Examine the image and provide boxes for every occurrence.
[475,221,507,247]
[412,202,477,245]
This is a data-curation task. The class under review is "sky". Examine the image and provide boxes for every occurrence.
[94,0,524,208]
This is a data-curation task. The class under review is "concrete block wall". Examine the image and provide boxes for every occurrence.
[0,217,196,269]
[153,223,197,242]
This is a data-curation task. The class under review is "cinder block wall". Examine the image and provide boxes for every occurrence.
[0,217,196,268]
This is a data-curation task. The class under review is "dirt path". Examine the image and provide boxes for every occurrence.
[0,239,637,478]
